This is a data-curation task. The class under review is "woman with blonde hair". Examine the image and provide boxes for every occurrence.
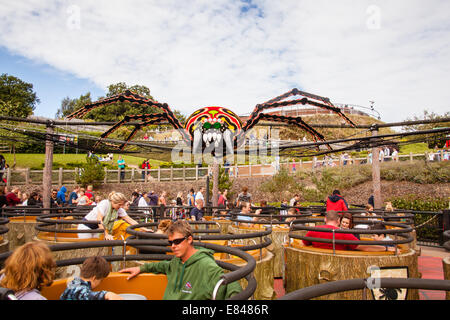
[78,191,149,240]
[0,242,56,300]
[156,219,173,234]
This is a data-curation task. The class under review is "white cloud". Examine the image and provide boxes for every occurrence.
[0,0,449,123]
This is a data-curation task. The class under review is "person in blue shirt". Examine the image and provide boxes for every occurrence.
[237,202,254,226]
[68,186,80,206]
[117,155,126,182]
[190,198,205,221]
[60,256,123,300]
[56,186,67,206]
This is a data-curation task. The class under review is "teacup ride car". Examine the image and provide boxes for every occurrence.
[34,209,153,278]
[228,207,312,279]
[1,206,78,251]
[0,239,257,300]
[284,216,419,300]
[128,221,274,300]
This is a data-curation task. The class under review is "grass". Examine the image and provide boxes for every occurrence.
[398,142,433,154]
[2,153,164,169]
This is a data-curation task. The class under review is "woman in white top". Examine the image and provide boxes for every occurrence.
[78,191,146,240]
[77,190,90,206]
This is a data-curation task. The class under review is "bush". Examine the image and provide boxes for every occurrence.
[381,161,450,184]
[75,156,105,188]
[388,195,449,243]
[388,196,448,212]
[260,168,299,201]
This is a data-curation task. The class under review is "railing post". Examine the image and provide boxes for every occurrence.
[410,152,413,163]
[104,167,108,184]
[170,166,173,181]
[131,168,135,182]
[158,167,161,182]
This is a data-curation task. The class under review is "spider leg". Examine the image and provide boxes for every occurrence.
[92,114,170,150]
[67,90,190,141]
[245,88,356,130]
[117,118,171,150]
[245,113,332,151]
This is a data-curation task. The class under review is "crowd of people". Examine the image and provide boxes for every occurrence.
[0,185,102,209]
[0,180,404,301]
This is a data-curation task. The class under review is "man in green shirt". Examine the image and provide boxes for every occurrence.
[119,220,241,300]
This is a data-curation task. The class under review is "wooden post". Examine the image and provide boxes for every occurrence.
[371,126,382,209]
[131,168,135,182]
[410,152,413,163]
[104,167,107,183]
[6,167,11,187]
[158,167,161,182]
[170,166,173,181]
[58,167,63,187]
[195,165,198,181]
[25,168,30,185]
[43,121,54,210]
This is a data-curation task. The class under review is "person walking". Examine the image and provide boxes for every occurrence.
[117,155,126,182]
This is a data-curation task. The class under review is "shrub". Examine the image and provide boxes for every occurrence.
[75,156,105,188]
[388,195,449,243]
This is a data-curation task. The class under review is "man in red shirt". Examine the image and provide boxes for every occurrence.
[326,190,348,212]
[302,211,389,252]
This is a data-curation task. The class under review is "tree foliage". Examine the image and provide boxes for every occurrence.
[56,92,93,119]
[81,82,159,122]
[403,110,450,148]
[75,155,105,188]
[0,73,39,117]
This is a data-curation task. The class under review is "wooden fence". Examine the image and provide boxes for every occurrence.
[0,151,447,187]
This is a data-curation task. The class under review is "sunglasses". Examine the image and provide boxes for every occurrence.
[168,236,189,246]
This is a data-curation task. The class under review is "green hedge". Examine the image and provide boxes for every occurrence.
[388,195,449,243]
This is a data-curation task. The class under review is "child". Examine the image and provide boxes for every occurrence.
[60,256,123,300]
[371,223,395,251]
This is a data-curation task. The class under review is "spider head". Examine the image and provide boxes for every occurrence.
[185,106,243,156]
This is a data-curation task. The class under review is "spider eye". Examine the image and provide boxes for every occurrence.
[203,122,212,129]
[213,122,221,129]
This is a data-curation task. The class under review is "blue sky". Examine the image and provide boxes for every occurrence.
[0,46,105,118]
[0,1,449,123]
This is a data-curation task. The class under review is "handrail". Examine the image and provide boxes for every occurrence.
[279,278,450,300]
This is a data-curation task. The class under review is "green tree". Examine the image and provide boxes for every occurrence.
[56,92,93,119]
[83,82,159,122]
[403,110,450,148]
[209,166,235,198]
[0,73,39,117]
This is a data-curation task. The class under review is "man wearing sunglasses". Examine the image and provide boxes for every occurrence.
[119,220,241,299]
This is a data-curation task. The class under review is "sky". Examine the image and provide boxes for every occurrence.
[0,0,449,123]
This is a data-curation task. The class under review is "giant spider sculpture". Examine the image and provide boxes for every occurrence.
[67,89,356,156]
